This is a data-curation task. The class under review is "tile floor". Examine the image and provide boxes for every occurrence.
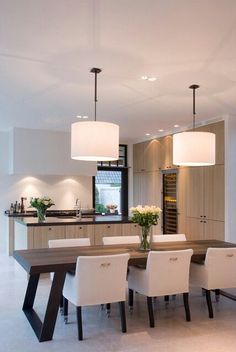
[1,252,236,352]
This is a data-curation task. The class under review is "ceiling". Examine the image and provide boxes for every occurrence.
[0,0,235,142]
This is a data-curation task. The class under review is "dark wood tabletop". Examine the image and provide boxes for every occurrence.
[14,239,236,275]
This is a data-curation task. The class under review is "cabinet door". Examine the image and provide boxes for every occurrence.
[186,167,204,218]
[66,225,94,245]
[204,220,225,240]
[143,139,162,171]
[196,121,224,165]
[185,217,204,240]
[160,135,173,169]
[94,224,122,245]
[142,171,161,206]
[177,213,186,234]
[133,172,143,206]
[33,225,65,249]
[133,171,161,207]
[177,168,187,215]
[122,223,141,236]
[204,165,224,221]
[212,121,224,165]
[133,142,144,172]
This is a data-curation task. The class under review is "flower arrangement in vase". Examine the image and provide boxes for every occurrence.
[130,205,162,250]
[30,197,55,222]
[106,204,118,214]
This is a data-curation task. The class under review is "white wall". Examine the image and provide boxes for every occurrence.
[0,131,93,252]
[225,116,236,242]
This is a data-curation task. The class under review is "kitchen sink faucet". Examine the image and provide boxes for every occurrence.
[75,198,82,219]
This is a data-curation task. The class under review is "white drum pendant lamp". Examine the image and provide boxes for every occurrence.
[71,68,119,161]
[173,84,215,166]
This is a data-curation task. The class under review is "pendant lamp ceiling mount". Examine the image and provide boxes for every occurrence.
[189,84,200,129]
[71,67,119,162]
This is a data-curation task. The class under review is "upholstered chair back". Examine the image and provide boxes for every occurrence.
[145,249,193,296]
[103,236,140,245]
[63,253,130,306]
[204,248,236,289]
[48,238,90,248]
[152,234,186,243]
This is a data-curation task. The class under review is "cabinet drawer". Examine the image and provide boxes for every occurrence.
[94,224,122,245]
[66,225,94,245]
[122,223,140,235]
[33,225,66,249]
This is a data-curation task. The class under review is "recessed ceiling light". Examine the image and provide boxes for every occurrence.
[141,75,157,82]
[174,124,180,128]
[158,129,164,132]
[145,133,151,136]
[76,115,88,119]
[148,77,157,82]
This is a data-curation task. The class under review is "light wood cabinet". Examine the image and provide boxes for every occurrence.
[122,223,140,236]
[132,121,225,240]
[204,165,224,221]
[186,167,204,218]
[33,225,66,249]
[186,165,224,221]
[196,121,224,165]
[160,135,173,169]
[186,217,224,241]
[204,220,225,240]
[133,171,161,206]
[133,142,145,172]
[177,168,187,234]
[66,225,94,245]
[186,217,204,240]
[94,224,122,245]
[133,139,162,172]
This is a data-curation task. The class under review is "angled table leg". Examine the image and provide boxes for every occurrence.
[23,271,66,342]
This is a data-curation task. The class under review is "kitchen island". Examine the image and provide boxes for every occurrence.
[13,215,139,250]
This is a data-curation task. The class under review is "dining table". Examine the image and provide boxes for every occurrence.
[13,239,236,342]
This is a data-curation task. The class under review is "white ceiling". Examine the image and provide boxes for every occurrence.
[0,0,235,142]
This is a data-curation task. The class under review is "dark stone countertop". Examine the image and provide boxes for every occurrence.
[5,210,80,217]
[14,215,132,227]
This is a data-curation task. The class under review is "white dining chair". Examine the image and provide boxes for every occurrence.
[152,234,187,302]
[103,235,140,245]
[190,247,236,318]
[63,253,130,340]
[152,234,186,243]
[128,249,193,327]
[48,238,91,248]
[48,238,91,313]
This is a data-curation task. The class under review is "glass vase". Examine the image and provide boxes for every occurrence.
[140,225,152,251]
[37,209,46,222]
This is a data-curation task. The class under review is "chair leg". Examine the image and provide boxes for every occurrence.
[63,297,68,323]
[147,297,155,328]
[76,306,83,341]
[215,289,220,302]
[183,293,191,322]
[164,295,169,302]
[106,303,111,317]
[119,301,127,333]
[206,290,214,319]
[59,294,64,313]
[129,289,134,311]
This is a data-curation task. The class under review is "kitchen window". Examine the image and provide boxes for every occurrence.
[93,145,128,215]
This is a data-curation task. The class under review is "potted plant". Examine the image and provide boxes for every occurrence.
[106,204,118,214]
[30,197,55,222]
[130,205,162,250]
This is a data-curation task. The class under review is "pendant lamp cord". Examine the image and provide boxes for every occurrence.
[189,84,200,130]
[91,67,102,122]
